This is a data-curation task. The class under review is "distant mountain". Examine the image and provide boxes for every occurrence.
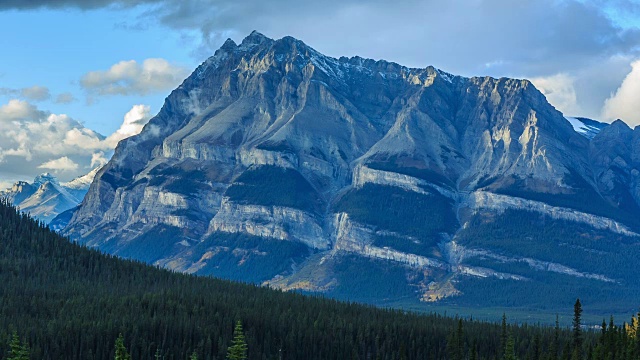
[2,168,100,224]
[62,31,640,315]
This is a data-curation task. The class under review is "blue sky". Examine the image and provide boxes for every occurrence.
[0,0,639,185]
[0,7,195,135]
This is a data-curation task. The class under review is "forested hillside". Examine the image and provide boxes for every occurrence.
[1,200,636,360]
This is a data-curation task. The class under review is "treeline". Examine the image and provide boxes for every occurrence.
[0,199,624,360]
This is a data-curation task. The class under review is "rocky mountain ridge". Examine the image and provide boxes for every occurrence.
[2,168,100,224]
[62,31,640,312]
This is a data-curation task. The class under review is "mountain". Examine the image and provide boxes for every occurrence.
[63,31,640,315]
[2,168,100,224]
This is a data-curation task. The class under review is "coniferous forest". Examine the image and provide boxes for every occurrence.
[2,199,640,360]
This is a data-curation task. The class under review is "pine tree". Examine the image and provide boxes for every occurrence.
[504,333,517,360]
[447,319,464,360]
[550,315,560,360]
[7,331,29,360]
[573,299,583,360]
[114,333,132,360]
[226,320,248,360]
[501,313,509,358]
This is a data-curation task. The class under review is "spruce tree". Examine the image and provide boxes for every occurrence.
[550,315,560,360]
[501,313,508,358]
[573,299,583,360]
[114,333,132,360]
[226,320,248,360]
[504,333,517,360]
[7,331,29,360]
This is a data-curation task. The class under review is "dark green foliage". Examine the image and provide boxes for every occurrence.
[6,331,28,360]
[2,199,564,360]
[495,174,640,230]
[504,333,517,360]
[5,200,636,360]
[188,231,311,283]
[455,209,640,314]
[114,334,131,360]
[226,321,247,360]
[112,225,185,263]
[225,165,324,213]
[321,255,425,303]
[447,319,465,360]
[334,184,457,247]
[573,299,583,360]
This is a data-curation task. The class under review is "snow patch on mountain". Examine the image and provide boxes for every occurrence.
[565,117,607,139]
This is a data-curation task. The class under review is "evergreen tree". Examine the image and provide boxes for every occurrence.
[190,351,198,360]
[447,319,464,360]
[154,348,162,360]
[470,341,478,360]
[504,333,517,360]
[114,333,132,360]
[502,313,509,358]
[226,320,248,360]
[550,315,560,360]
[7,331,29,360]
[573,299,583,360]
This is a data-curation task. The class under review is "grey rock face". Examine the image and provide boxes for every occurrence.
[63,32,640,308]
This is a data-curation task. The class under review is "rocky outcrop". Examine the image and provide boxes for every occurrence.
[210,198,330,250]
[352,165,457,198]
[465,191,637,236]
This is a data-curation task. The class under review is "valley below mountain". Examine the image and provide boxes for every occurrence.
[61,31,640,316]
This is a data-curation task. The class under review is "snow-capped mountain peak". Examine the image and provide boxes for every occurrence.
[63,166,101,190]
[1,167,102,224]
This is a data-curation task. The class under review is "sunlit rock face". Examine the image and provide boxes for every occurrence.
[63,31,640,311]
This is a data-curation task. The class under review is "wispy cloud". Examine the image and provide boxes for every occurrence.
[80,58,189,97]
[38,156,79,172]
[0,85,51,102]
[55,92,77,104]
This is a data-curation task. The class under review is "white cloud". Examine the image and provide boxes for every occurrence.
[90,152,109,168]
[38,156,79,172]
[80,58,189,96]
[0,99,44,120]
[104,104,152,147]
[531,73,581,116]
[0,100,153,181]
[602,59,640,126]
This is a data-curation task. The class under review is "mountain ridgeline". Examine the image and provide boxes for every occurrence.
[63,31,640,315]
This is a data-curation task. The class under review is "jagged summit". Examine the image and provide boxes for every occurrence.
[2,167,100,224]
